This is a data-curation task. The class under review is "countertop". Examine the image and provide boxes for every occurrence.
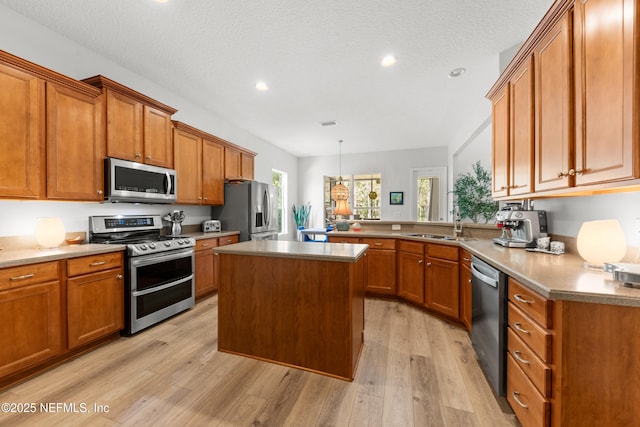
[213,240,369,262]
[0,244,126,269]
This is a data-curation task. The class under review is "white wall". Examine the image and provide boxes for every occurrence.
[0,4,299,239]
[298,146,449,228]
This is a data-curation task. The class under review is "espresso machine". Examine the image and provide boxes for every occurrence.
[493,202,548,248]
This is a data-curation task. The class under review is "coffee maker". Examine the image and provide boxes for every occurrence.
[493,201,548,248]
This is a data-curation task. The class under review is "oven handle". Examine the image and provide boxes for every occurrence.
[130,248,194,268]
[132,274,193,297]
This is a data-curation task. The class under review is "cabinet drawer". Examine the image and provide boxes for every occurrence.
[361,238,396,250]
[397,240,424,255]
[196,238,218,251]
[218,235,239,246]
[460,249,472,269]
[67,252,123,277]
[507,353,550,427]
[328,236,360,244]
[508,327,551,397]
[427,243,459,261]
[0,262,59,290]
[508,302,552,363]
[509,278,553,328]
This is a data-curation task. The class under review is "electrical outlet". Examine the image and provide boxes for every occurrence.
[392,224,401,231]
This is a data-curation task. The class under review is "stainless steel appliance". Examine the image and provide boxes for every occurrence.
[104,157,177,204]
[202,219,221,233]
[471,255,507,396]
[493,203,548,248]
[212,181,279,241]
[89,215,195,335]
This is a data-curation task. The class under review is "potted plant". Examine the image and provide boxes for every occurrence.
[452,161,499,223]
[292,202,311,240]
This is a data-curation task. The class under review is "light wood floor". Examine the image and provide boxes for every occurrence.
[0,296,518,426]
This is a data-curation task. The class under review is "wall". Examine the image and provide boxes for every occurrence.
[298,146,449,228]
[0,4,299,240]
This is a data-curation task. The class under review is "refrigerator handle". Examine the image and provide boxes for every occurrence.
[263,188,270,227]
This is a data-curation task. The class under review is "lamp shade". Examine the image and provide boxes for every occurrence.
[331,182,350,201]
[576,219,626,268]
[333,199,352,217]
[34,217,65,249]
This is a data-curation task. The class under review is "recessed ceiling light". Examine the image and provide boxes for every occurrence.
[154,0,169,3]
[381,55,397,67]
[320,120,337,127]
[255,81,269,91]
[448,67,466,78]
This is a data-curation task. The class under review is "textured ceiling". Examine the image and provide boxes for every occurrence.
[0,0,554,157]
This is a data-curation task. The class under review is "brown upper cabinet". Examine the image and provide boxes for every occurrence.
[83,75,177,169]
[173,121,225,205]
[0,59,45,199]
[224,145,255,181]
[488,0,640,199]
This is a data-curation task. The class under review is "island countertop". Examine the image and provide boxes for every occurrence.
[213,240,369,262]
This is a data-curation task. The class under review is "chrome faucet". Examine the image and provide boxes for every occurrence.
[453,206,462,239]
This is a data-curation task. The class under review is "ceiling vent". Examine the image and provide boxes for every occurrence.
[320,120,337,127]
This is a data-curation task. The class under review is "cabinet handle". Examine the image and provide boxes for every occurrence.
[89,261,107,267]
[418,259,423,264]
[500,186,508,190]
[204,197,208,201]
[557,171,569,178]
[374,242,383,246]
[511,391,528,409]
[135,153,142,158]
[426,262,432,266]
[513,351,530,365]
[468,279,472,284]
[145,155,151,160]
[513,294,532,304]
[513,322,530,334]
[575,168,585,175]
[463,257,470,261]
[202,243,209,247]
[10,273,35,281]
[116,274,123,280]
[97,190,104,195]
[510,185,520,189]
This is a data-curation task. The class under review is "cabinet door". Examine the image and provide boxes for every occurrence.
[202,139,225,205]
[509,57,534,196]
[46,83,104,201]
[173,128,203,204]
[0,63,45,199]
[534,13,573,192]
[224,147,241,179]
[425,257,459,319]
[574,0,638,185]
[364,249,396,295]
[460,264,472,331]
[143,105,173,168]
[105,89,143,162]
[491,85,510,198]
[195,249,216,299]
[67,268,124,350]
[241,152,255,180]
[0,281,62,377]
[397,251,424,304]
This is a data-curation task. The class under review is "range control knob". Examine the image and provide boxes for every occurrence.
[164,241,171,247]
[177,240,184,245]
[140,244,148,250]
[149,243,157,249]
[515,212,523,219]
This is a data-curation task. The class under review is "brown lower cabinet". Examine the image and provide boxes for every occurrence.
[425,244,459,318]
[196,234,239,300]
[396,240,425,304]
[459,249,472,331]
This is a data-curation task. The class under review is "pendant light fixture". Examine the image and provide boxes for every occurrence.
[330,140,352,230]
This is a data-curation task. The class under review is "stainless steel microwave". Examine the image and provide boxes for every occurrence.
[104,157,177,204]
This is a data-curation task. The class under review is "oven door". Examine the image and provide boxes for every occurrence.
[127,248,194,334]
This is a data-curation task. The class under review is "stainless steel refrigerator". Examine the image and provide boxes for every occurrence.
[212,181,279,241]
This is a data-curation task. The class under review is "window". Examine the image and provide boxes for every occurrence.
[272,169,287,234]
[324,173,381,224]
[411,167,446,222]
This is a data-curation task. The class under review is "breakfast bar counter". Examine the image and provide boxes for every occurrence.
[213,240,368,381]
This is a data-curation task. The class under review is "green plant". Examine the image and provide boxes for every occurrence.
[292,202,311,228]
[453,161,499,223]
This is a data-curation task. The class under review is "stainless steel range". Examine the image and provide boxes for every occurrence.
[89,215,195,335]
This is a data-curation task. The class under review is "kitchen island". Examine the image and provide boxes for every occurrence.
[213,240,368,381]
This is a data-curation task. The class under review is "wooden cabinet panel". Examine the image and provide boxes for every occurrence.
[397,239,425,255]
[459,262,472,331]
[241,152,254,180]
[195,238,218,299]
[508,328,552,398]
[508,302,552,363]
[425,256,459,318]
[0,279,62,378]
[397,250,424,304]
[218,235,239,246]
[46,83,104,201]
[426,243,458,261]
[143,105,173,168]
[202,139,225,205]
[105,88,143,162]
[173,127,203,204]
[328,236,360,244]
[509,278,553,328]
[67,267,124,349]
[0,261,58,290]
[507,353,550,427]
[492,85,510,197]
[574,0,638,185]
[67,252,123,277]
[534,13,573,192]
[0,62,45,199]
[224,147,241,179]
[364,249,396,295]
[509,57,534,196]
[361,238,396,250]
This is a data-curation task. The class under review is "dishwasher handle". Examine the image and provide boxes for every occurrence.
[471,261,499,288]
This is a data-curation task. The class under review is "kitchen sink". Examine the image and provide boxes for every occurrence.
[408,233,456,240]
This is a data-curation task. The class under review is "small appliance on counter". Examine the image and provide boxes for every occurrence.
[202,219,221,233]
[605,263,640,288]
[493,201,548,248]
[163,210,185,237]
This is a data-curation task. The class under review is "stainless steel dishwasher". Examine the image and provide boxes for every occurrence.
[471,255,507,396]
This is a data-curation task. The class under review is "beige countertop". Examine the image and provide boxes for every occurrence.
[0,244,126,269]
[213,240,369,262]
[183,231,240,240]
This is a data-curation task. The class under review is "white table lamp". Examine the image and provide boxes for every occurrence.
[34,217,66,249]
[576,219,626,269]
